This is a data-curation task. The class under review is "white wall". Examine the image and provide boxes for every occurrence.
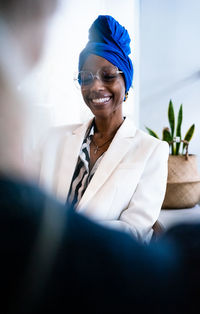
[140,0,200,168]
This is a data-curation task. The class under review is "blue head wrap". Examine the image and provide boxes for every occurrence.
[79,15,134,93]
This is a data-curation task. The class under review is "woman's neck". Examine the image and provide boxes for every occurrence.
[94,116,124,138]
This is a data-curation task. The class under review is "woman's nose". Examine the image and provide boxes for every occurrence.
[90,75,105,90]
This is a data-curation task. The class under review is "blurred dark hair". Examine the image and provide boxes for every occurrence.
[0,0,59,22]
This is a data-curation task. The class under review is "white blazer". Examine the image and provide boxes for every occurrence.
[35,117,169,241]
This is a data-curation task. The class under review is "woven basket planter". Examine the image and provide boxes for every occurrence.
[162,154,200,209]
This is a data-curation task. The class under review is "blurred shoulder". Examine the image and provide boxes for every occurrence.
[0,175,66,213]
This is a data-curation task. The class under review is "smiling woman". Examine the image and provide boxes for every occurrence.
[33,15,169,242]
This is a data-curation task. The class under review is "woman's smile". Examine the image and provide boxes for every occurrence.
[91,96,112,104]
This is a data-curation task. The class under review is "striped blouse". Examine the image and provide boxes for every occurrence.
[67,122,104,208]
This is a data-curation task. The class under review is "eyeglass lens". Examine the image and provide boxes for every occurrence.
[78,67,121,86]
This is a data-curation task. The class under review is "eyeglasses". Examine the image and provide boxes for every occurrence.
[74,66,123,88]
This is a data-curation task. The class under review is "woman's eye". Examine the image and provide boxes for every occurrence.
[81,74,93,85]
[103,74,116,81]
[84,77,92,83]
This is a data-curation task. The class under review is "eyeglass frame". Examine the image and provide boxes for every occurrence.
[73,66,123,89]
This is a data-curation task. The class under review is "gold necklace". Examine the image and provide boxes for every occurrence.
[91,136,114,154]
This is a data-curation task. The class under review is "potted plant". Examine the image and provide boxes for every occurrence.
[145,99,200,209]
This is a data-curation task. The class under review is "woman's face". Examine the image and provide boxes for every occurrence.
[80,54,126,120]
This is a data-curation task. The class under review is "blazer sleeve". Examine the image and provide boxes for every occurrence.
[101,141,169,242]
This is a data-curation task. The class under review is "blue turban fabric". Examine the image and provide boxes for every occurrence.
[78,15,134,93]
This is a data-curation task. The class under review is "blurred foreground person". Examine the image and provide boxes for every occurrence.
[0,1,199,314]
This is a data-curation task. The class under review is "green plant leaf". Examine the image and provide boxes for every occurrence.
[145,126,159,139]
[168,99,175,138]
[162,127,173,142]
[175,104,183,154]
[182,124,195,153]
[146,100,194,156]
[162,127,174,154]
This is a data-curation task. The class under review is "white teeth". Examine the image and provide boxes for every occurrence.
[92,97,110,103]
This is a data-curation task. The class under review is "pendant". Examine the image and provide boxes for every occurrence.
[94,146,99,154]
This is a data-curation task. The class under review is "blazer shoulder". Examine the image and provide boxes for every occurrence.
[50,123,83,135]
[136,128,169,147]
[37,123,83,150]
[132,129,169,158]
[46,118,93,138]
[42,123,83,142]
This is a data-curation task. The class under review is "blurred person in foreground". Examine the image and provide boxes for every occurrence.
[34,15,169,242]
[0,1,200,314]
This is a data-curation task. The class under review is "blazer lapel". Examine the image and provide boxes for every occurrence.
[78,117,137,210]
[55,119,93,202]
